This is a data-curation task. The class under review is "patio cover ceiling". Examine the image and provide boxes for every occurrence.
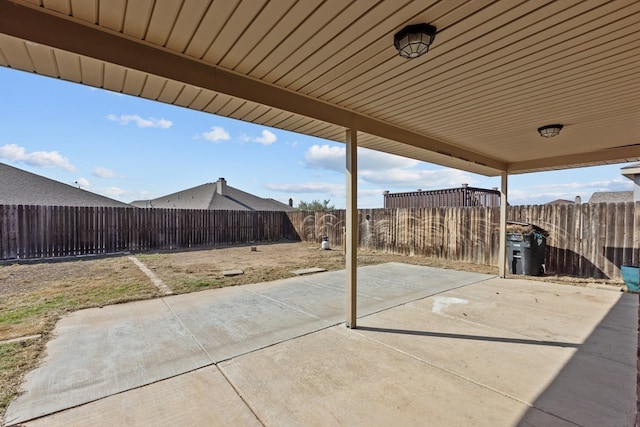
[0,0,639,177]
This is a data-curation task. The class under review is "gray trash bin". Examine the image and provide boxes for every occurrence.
[506,222,546,276]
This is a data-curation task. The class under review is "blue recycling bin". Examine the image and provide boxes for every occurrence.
[621,265,639,292]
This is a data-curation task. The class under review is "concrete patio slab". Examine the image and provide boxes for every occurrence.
[4,298,212,426]
[219,326,553,426]
[162,285,336,362]
[412,289,606,344]
[446,277,626,318]
[243,274,382,324]
[525,348,635,427]
[354,304,577,403]
[24,367,261,427]
[5,265,636,427]
[294,262,493,314]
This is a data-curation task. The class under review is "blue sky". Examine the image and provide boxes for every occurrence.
[0,67,634,209]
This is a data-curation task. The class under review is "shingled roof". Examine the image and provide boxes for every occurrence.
[0,162,131,207]
[546,199,574,205]
[130,178,294,211]
[588,191,633,204]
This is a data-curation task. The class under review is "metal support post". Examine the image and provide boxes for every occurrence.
[345,127,358,328]
[498,171,508,278]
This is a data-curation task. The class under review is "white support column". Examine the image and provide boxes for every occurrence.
[345,128,358,328]
[498,171,508,278]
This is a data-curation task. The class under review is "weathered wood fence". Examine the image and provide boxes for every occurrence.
[509,203,640,279]
[0,205,294,260]
[287,202,640,280]
[1,203,638,279]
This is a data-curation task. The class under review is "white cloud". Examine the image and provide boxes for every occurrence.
[202,126,231,142]
[241,129,278,145]
[92,166,122,179]
[265,182,345,208]
[107,114,172,129]
[304,144,344,172]
[265,183,387,209]
[74,177,90,188]
[0,144,76,172]
[359,149,419,170]
[304,144,419,173]
[88,186,159,203]
[529,177,631,192]
[509,177,633,205]
[303,144,475,189]
[253,130,277,145]
[265,182,344,194]
[100,186,128,198]
[359,168,474,188]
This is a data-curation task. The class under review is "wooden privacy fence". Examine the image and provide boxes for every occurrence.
[509,203,640,279]
[287,208,502,265]
[1,203,638,279]
[287,202,640,280]
[0,205,294,260]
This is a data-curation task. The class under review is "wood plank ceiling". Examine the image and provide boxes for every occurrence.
[0,0,638,176]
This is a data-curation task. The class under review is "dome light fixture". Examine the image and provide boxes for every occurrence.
[537,124,563,138]
[393,23,437,59]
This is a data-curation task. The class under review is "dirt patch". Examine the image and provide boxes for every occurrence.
[0,256,144,297]
[137,242,348,293]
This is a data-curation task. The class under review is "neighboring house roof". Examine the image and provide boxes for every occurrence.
[0,162,131,207]
[588,191,633,203]
[546,199,574,204]
[130,178,295,211]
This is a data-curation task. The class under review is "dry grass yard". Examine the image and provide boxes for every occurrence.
[0,242,625,422]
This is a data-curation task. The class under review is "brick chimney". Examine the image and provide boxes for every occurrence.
[216,177,227,195]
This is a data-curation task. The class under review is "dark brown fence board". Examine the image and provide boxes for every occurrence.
[0,206,289,260]
[0,206,6,259]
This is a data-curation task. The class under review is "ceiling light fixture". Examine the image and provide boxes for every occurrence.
[393,23,437,59]
[537,124,563,138]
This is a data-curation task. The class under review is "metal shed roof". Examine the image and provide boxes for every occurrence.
[0,0,638,176]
